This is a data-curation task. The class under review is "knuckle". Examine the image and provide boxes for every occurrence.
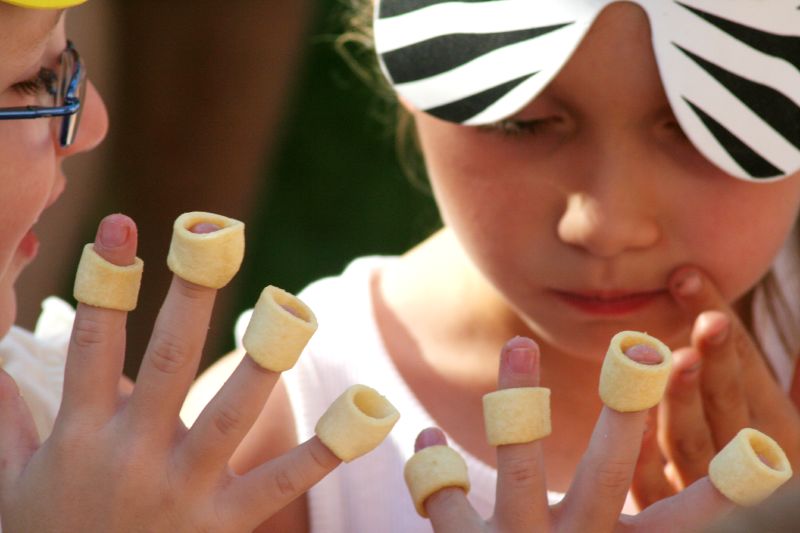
[500,454,540,488]
[672,435,713,463]
[273,468,298,498]
[148,330,192,375]
[211,404,243,438]
[593,460,636,493]
[71,316,108,350]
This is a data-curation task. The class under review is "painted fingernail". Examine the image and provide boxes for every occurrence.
[707,324,729,346]
[504,337,537,374]
[414,427,447,452]
[674,269,701,297]
[98,216,129,247]
[624,344,663,365]
[190,222,221,234]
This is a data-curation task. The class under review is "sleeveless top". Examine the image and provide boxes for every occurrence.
[184,239,800,532]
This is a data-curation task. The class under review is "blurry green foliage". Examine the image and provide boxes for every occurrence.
[228,0,441,345]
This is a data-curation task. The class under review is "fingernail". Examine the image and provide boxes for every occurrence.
[99,218,129,247]
[707,324,729,346]
[674,270,701,297]
[506,346,534,374]
[190,222,221,234]
[624,344,662,365]
[414,427,447,452]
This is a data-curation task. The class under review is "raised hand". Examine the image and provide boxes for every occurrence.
[409,336,732,533]
[0,214,341,533]
[632,267,800,508]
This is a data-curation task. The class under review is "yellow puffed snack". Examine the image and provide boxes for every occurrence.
[73,244,144,311]
[483,387,551,446]
[598,330,672,412]
[709,428,792,507]
[404,445,470,517]
[315,384,400,463]
[241,285,317,371]
[166,211,244,289]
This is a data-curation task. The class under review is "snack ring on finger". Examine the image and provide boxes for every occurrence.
[315,384,400,462]
[598,330,672,412]
[242,285,317,371]
[483,387,551,446]
[166,211,245,289]
[73,244,144,311]
[709,428,792,507]
[404,445,471,517]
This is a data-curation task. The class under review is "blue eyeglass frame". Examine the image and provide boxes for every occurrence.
[0,40,84,148]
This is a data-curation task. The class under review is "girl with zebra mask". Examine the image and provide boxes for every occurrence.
[187,1,800,531]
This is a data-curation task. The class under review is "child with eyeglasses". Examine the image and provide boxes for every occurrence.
[0,1,358,531]
[184,1,800,531]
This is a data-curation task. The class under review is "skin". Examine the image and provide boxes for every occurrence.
[0,5,343,531]
[0,5,107,337]
[243,3,800,531]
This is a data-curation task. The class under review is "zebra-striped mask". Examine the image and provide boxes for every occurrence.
[374,0,800,181]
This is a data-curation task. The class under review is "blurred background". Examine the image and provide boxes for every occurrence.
[16,0,440,378]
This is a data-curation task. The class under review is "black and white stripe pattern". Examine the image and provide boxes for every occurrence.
[374,0,800,180]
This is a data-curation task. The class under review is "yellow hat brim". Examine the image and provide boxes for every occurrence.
[1,0,87,8]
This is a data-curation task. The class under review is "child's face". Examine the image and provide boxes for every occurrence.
[0,5,108,336]
[410,4,800,359]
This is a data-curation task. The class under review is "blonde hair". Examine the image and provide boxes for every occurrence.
[336,0,428,191]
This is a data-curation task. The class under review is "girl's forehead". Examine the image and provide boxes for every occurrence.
[374,0,800,181]
[0,6,62,57]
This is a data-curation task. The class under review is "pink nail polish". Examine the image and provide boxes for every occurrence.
[707,325,729,346]
[99,220,128,247]
[507,348,534,374]
[675,271,701,297]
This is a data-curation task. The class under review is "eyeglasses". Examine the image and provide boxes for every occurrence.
[0,40,84,148]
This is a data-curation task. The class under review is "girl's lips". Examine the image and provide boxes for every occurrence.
[550,289,667,316]
[18,229,39,260]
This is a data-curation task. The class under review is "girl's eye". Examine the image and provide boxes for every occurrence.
[11,67,57,98]
[477,117,559,137]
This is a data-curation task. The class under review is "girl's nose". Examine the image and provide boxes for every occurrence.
[57,80,108,156]
[556,147,663,260]
[557,192,661,258]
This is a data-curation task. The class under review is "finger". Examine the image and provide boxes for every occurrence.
[631,478,732,532]
[670,268,785,419]
[491,337,549,532]
[60,214,137,423]
[631,410,675,510]
[0,369,41,492]
[790,362,800,411]
[660,347,715,486]
[127,223,222,437]
[179,355,279,474]
[415,428,484,533]
[690,311,749,449]
[559,343,662,533]
[222,436,341,529]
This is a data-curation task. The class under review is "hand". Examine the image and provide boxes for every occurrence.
[632,267,800,509]
[412,337,731,533]
[0,214,341,532]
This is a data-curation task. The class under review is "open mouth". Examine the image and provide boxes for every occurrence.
[18,229,39,260]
